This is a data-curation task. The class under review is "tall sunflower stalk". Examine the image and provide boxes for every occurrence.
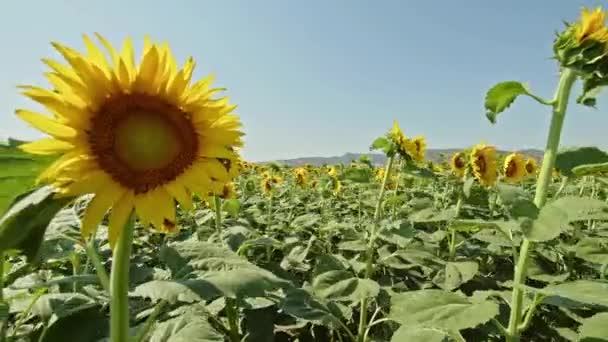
[484,7,608,341]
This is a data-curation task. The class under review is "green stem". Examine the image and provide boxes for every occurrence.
[110,213,136,342]
[449,196,464,261]
[85,239,110,293]
[214,196,222,236]
[134,301,166,342]
[506,67,577,342]
[358,155,395,342]
[226,298,240,342]
[0,251,4,302]
[518,294,544,332]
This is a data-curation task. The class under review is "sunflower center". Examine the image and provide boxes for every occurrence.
[454,156,465,169]
[476,156,486,173]
[505,161,518,178]
[88,93,198,194]
[525,162,534,174]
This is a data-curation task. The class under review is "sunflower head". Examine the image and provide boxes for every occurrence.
[503,153,527,184]
[327,166,338,177]
[332,177,342,197]
[388,121,409,157]
[375,167,385,181]
[219,182,237,199]
[450,152,467,177]
[470,144,498,187]
[407,136,426,162]
[15,34,244,247]
[294,167,308,187]
[525,158,538,177]
[261,175,282,195]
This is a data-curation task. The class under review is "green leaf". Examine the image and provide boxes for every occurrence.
[572,161,608,176]
[556,147,608,177]
[0,141,55,215]
[243,305,277,342]
[0,186,72,259]
[312,270,379,302]
[370,137,389,150]
[575,237,608,265]
[389,290,499,331]
[280,288,343,328]
[484,81,531,124]
[496,183,530,205]
[222,199,240,217]
[578,312,608,341]
[541,280,608,308]
[551,196,608,221]
[39,307,108,342]
[290,213,321,229]
[133,279,221,304]
[521,201,570,242]
[403,163,437,179]
[463,177,475,198]
[27,293,96,319]
[342,168,372,183]
[149,311,223,342]
[391,325,450,342]
[433,261,479,291]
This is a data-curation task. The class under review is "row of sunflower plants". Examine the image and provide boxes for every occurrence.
[1,6,608,342]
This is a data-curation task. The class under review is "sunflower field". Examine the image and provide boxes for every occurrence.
[1,6,608,342]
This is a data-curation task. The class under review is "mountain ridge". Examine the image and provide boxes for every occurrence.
[264,149,544,166]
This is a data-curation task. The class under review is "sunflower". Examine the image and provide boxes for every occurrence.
[294,167,308,187]
[576,7,608,44]
[261,175,282,195]
[525,158,538,176]
[332,177,342,196]
[450,152,467,177]
[327,166,338,177]
[470,144,498,187]
[407,136,426,162]
[388,121,409,157]
[15,34,243,246]
[218,182,237,199]
[503,153,527,183]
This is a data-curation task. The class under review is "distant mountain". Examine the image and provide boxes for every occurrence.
[267,149,544,167]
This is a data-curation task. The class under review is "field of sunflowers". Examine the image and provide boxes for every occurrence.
[1,6,608,342]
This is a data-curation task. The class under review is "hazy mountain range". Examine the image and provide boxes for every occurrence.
[267,149,544,167]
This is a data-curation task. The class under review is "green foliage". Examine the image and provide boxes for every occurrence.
[556,146,608,177]
[484,81,534,124]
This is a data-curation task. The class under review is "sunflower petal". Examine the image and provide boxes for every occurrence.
[108,191,134,248]
[165,181,194,210]
[15,110,77,139]
[81,179,125,239]
[95,33,120,68]
[19,138,74,155]
[82,34,111,77]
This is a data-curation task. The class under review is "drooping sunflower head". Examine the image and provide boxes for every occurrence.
[470,144,498,187]
[294,167,308,187]
[15,34,244,247]
[407,136,426,162]
[576,7,608,44]
[219,182,237,199]
[525,158,538,177]
[502,153,527,184]
[261,175,282,195]
[450,152,467,178]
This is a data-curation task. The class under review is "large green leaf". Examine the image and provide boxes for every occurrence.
[575,237,608,265]
[541,280,608,308]
[520,201,570,242]
[149,311,223,342]
[555,147,608,177]
[132,279,221,304]
[389,290,499,331]
[433,261,479,291]
[312,270,379,302]
[39,307,108,342]
[484,81,533,124]
[551,196,608,221]
[0,186,72,259]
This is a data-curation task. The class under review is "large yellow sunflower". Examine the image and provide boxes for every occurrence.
[15,34,243,246]
[503,153,527,184]
[576,7,608,44]
[450,152,467,178]
[470,144,497,187]
[388,121,409,157]
[294,167,308,187]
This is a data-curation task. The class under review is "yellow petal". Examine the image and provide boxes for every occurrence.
[81,179,125,239]
[95,33,119,68]
[15,110,77,139]
[147,187,175,229]
[199,159,230,181]
[82,34,111,77]
[197,144,235,159]
[19,86,87,126]
[19,138,74,155]
[134,192,156,226]
[57,169,112,197]
[134,45,160,93]
[108,191,134,248]
[165,180,194,210]
[120,36,135,74]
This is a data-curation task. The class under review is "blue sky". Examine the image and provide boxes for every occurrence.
[1,0,606,161]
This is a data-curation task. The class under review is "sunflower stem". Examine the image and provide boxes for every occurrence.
[0,251,4,302]
[110,213,135,342]
[357,155,395,342]
[214,196,223,236]
[85,238,111,294]
[226,297,240,342]
[506,67,577,342]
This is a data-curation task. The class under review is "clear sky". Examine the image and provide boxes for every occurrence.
[1,0,607,162]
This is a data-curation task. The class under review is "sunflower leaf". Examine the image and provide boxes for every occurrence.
[555,146,608,177]
[484,81,532,124]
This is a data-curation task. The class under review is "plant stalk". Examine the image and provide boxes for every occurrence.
[214,196,223,236]
[358,155,395,342]
[85,239,111,293]
[506,67,577,341]
[110,213,136,342]
[226,298,240,342]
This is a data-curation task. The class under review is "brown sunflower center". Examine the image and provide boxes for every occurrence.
[476,155,487,173]
[88,93,198,194]
[454,156,465,169]
[505,161,518,178]
[525,162,534,174]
